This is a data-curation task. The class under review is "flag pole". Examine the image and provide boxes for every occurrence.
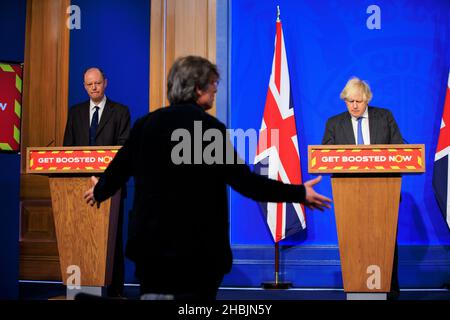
[255,6,294,289]
[262,242,292,289]
[275,242,280,284]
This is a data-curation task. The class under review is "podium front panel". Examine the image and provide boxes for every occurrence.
[332,176,401,292]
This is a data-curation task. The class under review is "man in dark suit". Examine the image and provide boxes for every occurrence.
[84,56,332,300]
[322,79,403,145]
[63,67,131,297]
[63,68,130,146]
[322,107,403,145]
[322,77,403,299]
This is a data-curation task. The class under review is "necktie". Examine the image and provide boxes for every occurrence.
[89,106,99,146]
[357,117,364,145]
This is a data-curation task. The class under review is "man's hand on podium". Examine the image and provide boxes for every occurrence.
[303,175,332,211]
[84,176,99,207]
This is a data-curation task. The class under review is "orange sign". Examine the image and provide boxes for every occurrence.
[27,147,120,174]
[308,144,425,173]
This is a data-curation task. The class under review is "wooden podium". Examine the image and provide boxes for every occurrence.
[308,144,425,298]
[26,146,121,298]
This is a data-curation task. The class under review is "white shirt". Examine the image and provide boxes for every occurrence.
[89,95,107,125]
[350,108,370,145]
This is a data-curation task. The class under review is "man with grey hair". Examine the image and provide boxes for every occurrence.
[322,77,403,145]
[321,76,403,299]
[84,56,332,300]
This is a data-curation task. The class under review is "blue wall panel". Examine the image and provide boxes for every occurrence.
[2,0,449,293]
[0,0,26,299]
[227,0,450,287]
[69,0,150,283]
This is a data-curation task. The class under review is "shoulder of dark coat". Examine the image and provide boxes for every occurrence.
[69,100,89,112]
[327,110,350,123]
[368,106,393,117]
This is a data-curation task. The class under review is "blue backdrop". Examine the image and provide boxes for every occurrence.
[2,0,450,292]
[0,0,26,299]
[69,0,150,283]
[225,0,450,287]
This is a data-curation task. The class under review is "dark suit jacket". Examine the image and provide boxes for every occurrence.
[321,107,403,145]
[93,103,306,279]
[63,99,131,146]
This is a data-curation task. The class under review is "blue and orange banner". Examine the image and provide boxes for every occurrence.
[308,144,425,173]
[27,147,121,174]
[0,62,23,152]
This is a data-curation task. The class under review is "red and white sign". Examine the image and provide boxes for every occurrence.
[0,62,23,152]
[27,147,120,174]
[309,145,425,173]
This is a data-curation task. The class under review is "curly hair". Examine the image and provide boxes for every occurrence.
[340,77,373,102]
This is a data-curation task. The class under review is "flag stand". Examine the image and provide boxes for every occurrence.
[262,242,292,289]
[257,5,296,291]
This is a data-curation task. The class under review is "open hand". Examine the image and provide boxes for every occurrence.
[303,176,332,211]
[83,176,99,207]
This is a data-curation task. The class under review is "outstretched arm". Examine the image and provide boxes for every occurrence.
[303,176,332,211]
[223,136,331,210]
[84,117,143,205]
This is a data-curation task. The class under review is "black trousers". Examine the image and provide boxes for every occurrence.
[107,194,125,296]
[135,261,224,300]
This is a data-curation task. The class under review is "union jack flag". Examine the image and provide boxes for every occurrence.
[254,16,305,242]
[433,71,450,230]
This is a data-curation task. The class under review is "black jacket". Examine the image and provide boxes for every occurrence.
[322,107,403,145]
[63,99,130,146]
[94,103,306,277]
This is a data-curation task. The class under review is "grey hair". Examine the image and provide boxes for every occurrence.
[340,77,373,102]
[167,56,219,105]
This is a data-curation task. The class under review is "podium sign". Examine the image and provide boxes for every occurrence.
[26,146,119,174]
[308,144,425,295]
[25,146,121,294]
[309,144,425,173]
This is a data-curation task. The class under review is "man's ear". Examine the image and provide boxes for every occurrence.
[104,78,108,89]
[195,86,203,96]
